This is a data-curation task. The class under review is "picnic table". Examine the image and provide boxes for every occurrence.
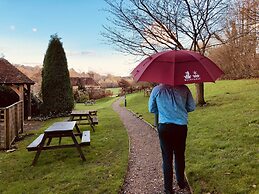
[27,121,90,166]
[84,99,96,105]
[144,88,151,97]
[69,110,98,132]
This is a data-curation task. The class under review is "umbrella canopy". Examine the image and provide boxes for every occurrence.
[131,50,224,86]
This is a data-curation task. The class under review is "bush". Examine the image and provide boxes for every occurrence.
[41,34,74,116]
[88,88,106,99]
[73,87,111,103]
[73,90,89,103]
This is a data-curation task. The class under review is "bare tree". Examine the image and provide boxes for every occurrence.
[102,0,229,105]
[243,0,259,22]
[209,0,259,79]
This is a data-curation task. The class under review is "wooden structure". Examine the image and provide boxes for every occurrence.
[0,58,35,119]
[27,121,90,165]
[144,88,151,97]
[0,101,23,149]
[69,110,98,132]
[84,99,96,105]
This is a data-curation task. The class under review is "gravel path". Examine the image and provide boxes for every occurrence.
[112,97,164,194]
[112,97,192,194]
[19,98,191,193]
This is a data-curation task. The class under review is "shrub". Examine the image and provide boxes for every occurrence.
[41,34,74,116]
[73,90,90,103]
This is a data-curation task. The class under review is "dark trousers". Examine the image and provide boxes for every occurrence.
[158,123,188,192]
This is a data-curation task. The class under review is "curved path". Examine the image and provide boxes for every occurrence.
[112,98,164,193]
[112,97,192,194]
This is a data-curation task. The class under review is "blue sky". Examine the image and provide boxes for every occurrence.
[0,0,136,76]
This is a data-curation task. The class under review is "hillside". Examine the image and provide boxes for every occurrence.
[15,64,133,94]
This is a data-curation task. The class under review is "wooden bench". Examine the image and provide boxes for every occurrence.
[27,134,44,151]
[89,110,97,116]
[84,100,96,106]
[91,116,98,125]
[70,110,98,132]
[81,131,90,145]
[27,131,91,151]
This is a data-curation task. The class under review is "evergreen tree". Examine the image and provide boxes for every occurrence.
[41,34,74,115]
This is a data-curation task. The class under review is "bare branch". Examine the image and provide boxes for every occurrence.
[102,0,230,56]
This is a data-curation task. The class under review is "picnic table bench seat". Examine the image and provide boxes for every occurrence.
[27,134,44,151]
[81,131,90,145]
[91,116,98,125]
[27,131,91,151]
[89,110,97,116]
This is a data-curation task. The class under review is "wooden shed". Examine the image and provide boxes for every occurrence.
[0,58,35,119]
[0,58,35,149]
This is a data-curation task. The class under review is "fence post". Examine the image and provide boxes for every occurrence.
[5,108,10,149]
[20,101,24,133]
[0,101,24,150]
[0,109,5,149]
[15,104,18,137]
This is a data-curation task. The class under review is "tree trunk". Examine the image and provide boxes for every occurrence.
[195,83,206,105]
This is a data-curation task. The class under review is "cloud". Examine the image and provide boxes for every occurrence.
[32,28,37,32]
[10,25,15,31]
[66,50,95,56]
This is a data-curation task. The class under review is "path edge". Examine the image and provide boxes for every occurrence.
[127,108,194,194]
[112,99,132,194]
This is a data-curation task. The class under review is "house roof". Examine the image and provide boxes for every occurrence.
[70,77,99,86]
[0,58,35,85]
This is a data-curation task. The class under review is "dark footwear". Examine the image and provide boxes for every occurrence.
[177,181,188,189]
[164,189,175,194]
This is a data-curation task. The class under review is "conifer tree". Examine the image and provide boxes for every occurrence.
[41,34,74,115]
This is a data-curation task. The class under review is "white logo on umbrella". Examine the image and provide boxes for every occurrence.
[184,71,201,81]
[184,71,192,80]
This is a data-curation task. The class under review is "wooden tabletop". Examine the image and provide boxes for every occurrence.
[44,121,76,133]
[71,110,96,115]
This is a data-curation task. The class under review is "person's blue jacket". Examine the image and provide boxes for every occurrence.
[148,84,196,125]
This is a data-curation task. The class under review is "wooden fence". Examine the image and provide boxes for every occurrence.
[0,101,23,150]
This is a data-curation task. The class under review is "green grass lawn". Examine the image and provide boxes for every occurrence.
[106,88,121,96]
[125,79,259,194]
[0,97,129,194]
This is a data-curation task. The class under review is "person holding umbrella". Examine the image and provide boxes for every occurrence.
[149,84,195,193]
[131,50,224,193]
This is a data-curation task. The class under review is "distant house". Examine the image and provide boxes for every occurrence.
[0,58,35,119]
[70,77,100,90]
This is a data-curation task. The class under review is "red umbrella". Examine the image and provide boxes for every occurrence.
[131,50,224,86]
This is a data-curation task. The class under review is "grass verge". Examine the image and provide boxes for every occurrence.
[0,97,129,194]
[125,79,259,194]
[106,88,121,96]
